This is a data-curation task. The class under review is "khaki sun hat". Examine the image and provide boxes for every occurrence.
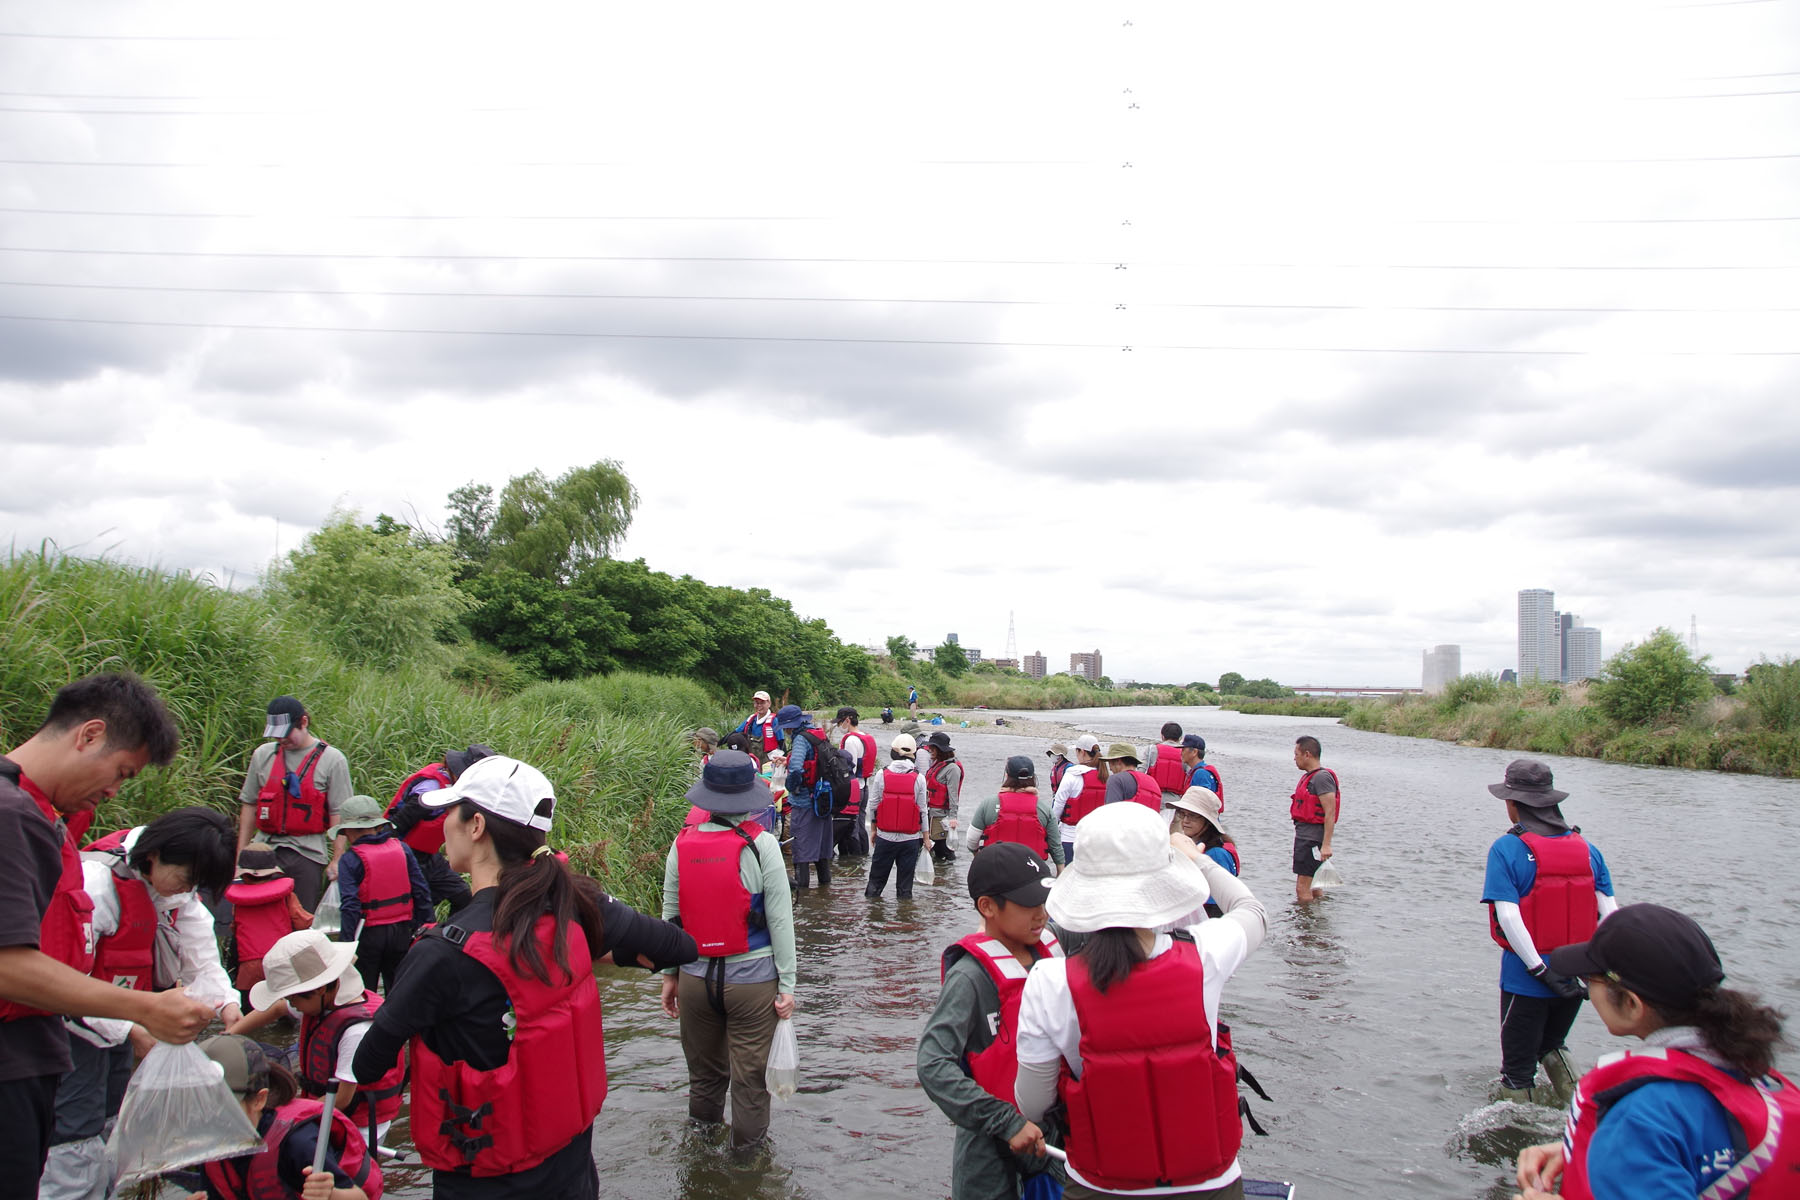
[1102,742,1140,764]
[1169,786,1232,841]
[248,929,363,1012]
[326,794,390,840]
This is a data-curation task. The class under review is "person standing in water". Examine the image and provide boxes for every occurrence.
[1289,736,1339,903]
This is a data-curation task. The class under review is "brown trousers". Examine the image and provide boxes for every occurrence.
[677,972,780,1147]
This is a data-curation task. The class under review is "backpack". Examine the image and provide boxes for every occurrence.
[800,731,855,815]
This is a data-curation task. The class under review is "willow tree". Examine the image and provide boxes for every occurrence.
[485,459,640,583]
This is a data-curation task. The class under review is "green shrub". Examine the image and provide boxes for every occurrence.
[1438,672,1503,711]
[1589,629,1714,726]
[1742,658,1800,733]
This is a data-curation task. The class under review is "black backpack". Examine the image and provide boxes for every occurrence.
[799,731,855,814]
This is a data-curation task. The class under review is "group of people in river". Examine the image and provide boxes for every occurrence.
[0,672,1791,1200]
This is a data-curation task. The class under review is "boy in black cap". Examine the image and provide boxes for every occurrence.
[1481,758,1618,1105]
[916,844,1060,1200]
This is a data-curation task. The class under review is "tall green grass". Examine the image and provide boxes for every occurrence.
[0,552,727,910]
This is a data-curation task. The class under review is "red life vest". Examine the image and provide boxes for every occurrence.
[983,792,1048,857]
[409,915,608,1175]
[939,930,1062,1105]
[1213,841,1241,875]
[1062,768,1107,827]
[1144,745,1188,796]
[386,763,454,854]
[1123,770,1164,811]
[874,768,923,835]
[0,769,95,1021]
[1061,939,1242,1191]
[1560,1048,1800,1200]
[348,837,414,930]
[84,830,168,993]
[844,729,878,779]
[227,877,299,964]
[1289,767,1341,824]
[925,757,954,810]
[742,712,781,753]
[1487,831,1598,953]
[675,821,769,958]
[683,805,709,828]
[203,1098,381,1200]
[256,743,332,837]
[1049,759,1068,792]
[1193,763,1225,812]
[300,993,408,1134]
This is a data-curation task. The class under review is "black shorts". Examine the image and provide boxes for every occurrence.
[1291,825,1325,876]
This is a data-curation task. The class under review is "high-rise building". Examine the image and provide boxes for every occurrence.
[1022,651,1047,679]
[1565,625,1603,681]
[1517,589,1558,682]
[1422,645,1462,695]
[1070,650,1104,683]
[961,646,982,665]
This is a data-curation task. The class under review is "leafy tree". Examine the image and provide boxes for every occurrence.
[933,639,969,677]
[1218,671,1246,695]
[1742,657,1800,732]
[886,635,917,663]
[461,567,630,679]
[269,511,470,670]
[1097,675,1113,689]
[1588,628,1714,726]
[490,460,639,582]
[1236,677,1294,699]
[1187,681,1215,693]
[445,482,496,565]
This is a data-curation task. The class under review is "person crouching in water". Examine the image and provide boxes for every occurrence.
[198,1034,378,1200]
[228,930,408,1153]
[1169,787,1237,917]
[963,755,1064,869]
[1013,803,1267,1198]
[660,749,797,1149]
[917,843,1061,1199]
[1515,904,1795,1200]
[326,795,431,996]
[348,755,699,1199]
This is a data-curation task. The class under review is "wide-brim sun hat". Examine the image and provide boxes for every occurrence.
[248,929,363,1011]
[1046,802,1211,933]
[1169,785,1232,841]
[326,793,390,840]
[235,842,283,880]
[686,749,774,814]
[421,754,557,831]
[1101,741,1140,764]
[774,704,811,731]
[1487,758,1569,807]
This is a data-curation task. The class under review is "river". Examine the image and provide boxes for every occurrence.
[370,705,1800,1199]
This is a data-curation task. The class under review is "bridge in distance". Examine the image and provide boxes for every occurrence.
[1289,685,1422,696]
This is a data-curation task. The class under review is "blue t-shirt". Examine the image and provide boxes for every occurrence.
[1580,1076,1743,1200]
[1204,845,1238,875]
[1482,830,1613,996]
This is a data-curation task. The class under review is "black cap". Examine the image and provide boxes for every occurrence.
[262,696,306,739]
[1181,734,1207,753]
[445,744,495,781]
[835,706,859,723]
[1003,754,1035,782]
[967,843,1053,907]
[1548,904,1725,1010]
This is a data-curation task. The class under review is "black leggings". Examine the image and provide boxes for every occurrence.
[1499,990,1584,1089]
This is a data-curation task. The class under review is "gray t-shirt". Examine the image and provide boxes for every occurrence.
[1293,768,1338,832]
[239,740,352,863]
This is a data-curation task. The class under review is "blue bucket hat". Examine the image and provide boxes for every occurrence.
[685,749,774,814]
[774,704,811,731]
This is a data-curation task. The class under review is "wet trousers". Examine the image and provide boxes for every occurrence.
[1499,990,1584,1090]
[864,836,923,899]
[677,972,779,1147]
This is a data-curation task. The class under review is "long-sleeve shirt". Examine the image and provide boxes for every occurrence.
[963,793,1065,866]
[864,760,928,842]
[1050,764,1094,824]
[929,757,964,808]
[81,827,237,1015]
[336,828,433,940]
[917,951,1033,1147]
[661,812,797,993]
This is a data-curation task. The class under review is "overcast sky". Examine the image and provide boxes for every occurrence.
[3,0,1797,688]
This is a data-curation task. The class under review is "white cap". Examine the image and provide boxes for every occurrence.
[1072,734,1102,756]
[753,690,771,702]
[420,754,556,831]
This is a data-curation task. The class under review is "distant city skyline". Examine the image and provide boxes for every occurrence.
[1519,589,1604,683]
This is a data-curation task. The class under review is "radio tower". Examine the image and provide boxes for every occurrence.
[1690,614,1699,654]
[1004,611,1018,664]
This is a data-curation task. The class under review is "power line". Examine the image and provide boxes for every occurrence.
[4,278,1798,316]
[0,30,261,41]
[1,311,1794,356]
[4,152,1799,168]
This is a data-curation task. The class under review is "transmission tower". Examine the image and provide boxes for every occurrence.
[1690,614,1699,654]
[1004,611,1018,664]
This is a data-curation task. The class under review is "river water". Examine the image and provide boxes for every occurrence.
[372,705,1800,1199]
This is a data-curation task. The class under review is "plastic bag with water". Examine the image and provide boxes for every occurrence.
[767,1017,799,1101]
[312,880,342,935]
[1313,858,1344,888]
[913,841,935,886]
[106,1041,262,1188]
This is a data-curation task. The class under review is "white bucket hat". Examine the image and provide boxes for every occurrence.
[249,929,363,1011]
[1169,786,1232,842]
[1047,802,1210,933]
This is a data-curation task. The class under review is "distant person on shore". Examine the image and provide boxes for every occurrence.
[1050,735,1107,865]
[863,734,930,901]
[779,706,839,888]
[384,744,490,913]
[924,732,964,863]
[1290,735,1340,903]
[880,706,895,725]
[964,756,1064,867]
[909,685,919,720]
[1045,742,1072,793]
[1514,904,1793,1200]
[1483,758,1617,1105]
[1141,722,1188,820]
[917,843,1061,1199]
[1181,734,1223,811]
[832,707,877,858]
[1100,744,1164,816]
[238,696,352,912]
[738,690,782,757]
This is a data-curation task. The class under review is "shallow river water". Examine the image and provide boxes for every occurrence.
[373,705,1800,1199]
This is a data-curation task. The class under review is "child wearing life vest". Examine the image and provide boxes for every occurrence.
[227,842,314,999]
[1014,803,1267,1198]
[197,1033,379,1200]
[917,843,1061,1200]
[325,796,431,996]
[962,755,1065,868]
[660,750,797,1149]
[229,929,408,1151]
[1515,904,1794,1200]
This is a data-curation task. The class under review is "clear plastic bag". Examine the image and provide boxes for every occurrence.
[311,880,342,935]
[1313,858,1344,889]
[106,1041,262,1187]
[767,1017,799,1101]
[913,842,935,886]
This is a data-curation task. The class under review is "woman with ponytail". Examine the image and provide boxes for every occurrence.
[1516,903,1794,1200]
[350,756,696,1199]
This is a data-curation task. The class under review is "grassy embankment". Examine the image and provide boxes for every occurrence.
[1225,698,1353,718]
[1343,675,1800,777]
[0,552,730,910]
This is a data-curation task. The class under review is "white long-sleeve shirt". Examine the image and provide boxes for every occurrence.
[82,827,237,1012]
